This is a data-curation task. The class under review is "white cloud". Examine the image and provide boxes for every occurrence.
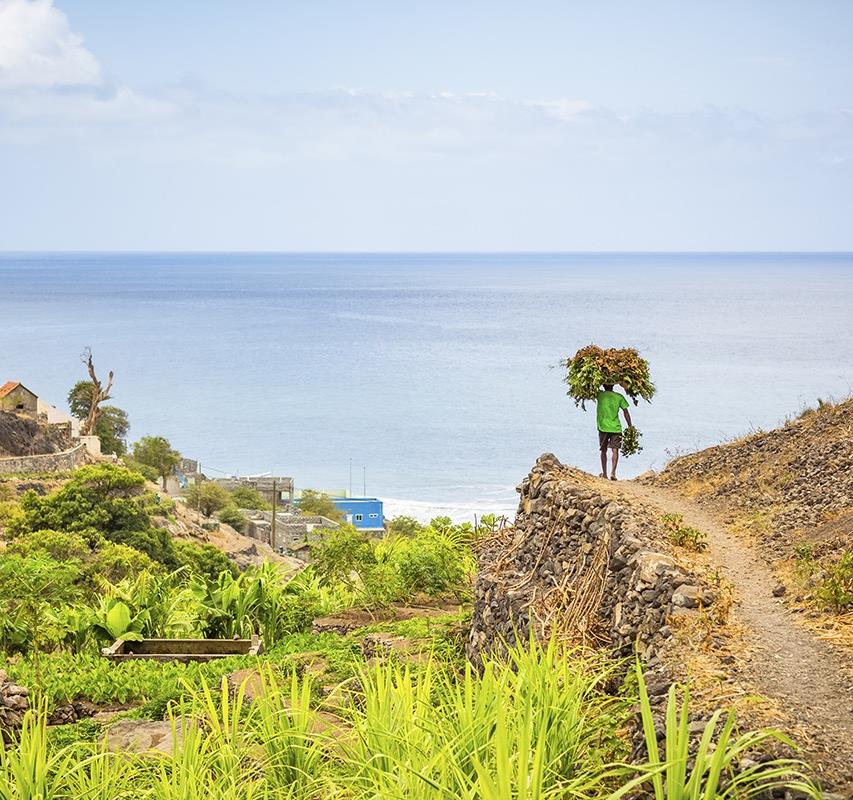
[0,0,100,88]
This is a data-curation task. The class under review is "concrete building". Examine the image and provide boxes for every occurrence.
[213,476,295,507]
[332,497,385,532]
[36,398,81,437]
[244,510,338,558]
[0,382,38,417]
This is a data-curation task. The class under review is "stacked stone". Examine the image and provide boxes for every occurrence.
[467,453,712,665]
[0,669,29,745]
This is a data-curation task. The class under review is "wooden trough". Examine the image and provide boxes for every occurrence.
[102,635,263,663]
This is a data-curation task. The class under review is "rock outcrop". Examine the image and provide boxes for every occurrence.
[468,454,708,665]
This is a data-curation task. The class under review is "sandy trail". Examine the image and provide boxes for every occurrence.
[615,480,853,795]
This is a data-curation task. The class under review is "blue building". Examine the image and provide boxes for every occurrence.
[332,497,385,532]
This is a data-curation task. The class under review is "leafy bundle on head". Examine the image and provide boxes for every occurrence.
[562,345,656,409]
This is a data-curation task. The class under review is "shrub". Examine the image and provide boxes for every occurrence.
[185,482,231,517]
[174,540,237,581]
[8,463,153,540]
[90,542,156,583]
[217,505,247,531]
[230,485,271,510]
[298,489,344,521]
[387,515,422,537]
[814,550,853,611]
[121,456,159,483]
[391,529,468,596]
[108,526,177,567]
[661,513,707,552]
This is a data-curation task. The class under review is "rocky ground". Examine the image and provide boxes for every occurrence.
[0,411,72,457]
[650,397,853,568]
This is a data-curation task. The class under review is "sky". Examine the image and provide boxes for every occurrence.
[0,0,852,251]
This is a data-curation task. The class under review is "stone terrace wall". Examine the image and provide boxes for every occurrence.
[468,453,712,665]
[0,443,87,475]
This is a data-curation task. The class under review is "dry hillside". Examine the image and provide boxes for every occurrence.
[650,398,852,557]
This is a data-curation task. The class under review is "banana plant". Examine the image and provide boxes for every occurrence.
[92,598,144,644]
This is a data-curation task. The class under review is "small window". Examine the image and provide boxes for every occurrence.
[368,513,379,518]
[355,513,364,522]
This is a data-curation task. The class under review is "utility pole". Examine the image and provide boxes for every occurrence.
[271,478,277,550]
[363,466,366,496]
[349,458,352,498]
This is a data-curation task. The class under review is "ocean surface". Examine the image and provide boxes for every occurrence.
[2,253,852,521]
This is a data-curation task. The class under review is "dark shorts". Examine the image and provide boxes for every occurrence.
[599,430,622,451]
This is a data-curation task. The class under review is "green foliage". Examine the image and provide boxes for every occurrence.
[229,485,271,510]
[0,554,81,668]
[618,660,819,800]
[298,489,344,521]
[68,381,131,456]
[185,481,231,517]
[814,550,853,611]
[107,525,177,567]
[388,527,470,596]
[173,539,237,581]
[311,525,376,592]
[312,522,473,607]
[563,344,656,409]
[620,425,643,457]
[120,455,159,482]
[8,463,154,542]
[217,504,247,531]
[388,515,423,536]
[132,435,181,486]
[661,513,707,552]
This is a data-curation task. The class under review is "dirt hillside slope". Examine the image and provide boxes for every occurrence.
[651,398,853,567]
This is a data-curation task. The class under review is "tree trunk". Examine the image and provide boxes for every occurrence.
[80,350,114,436]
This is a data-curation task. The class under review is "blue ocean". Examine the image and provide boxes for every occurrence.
[2,253,851,520]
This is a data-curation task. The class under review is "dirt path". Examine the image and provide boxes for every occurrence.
[616,480,853,795]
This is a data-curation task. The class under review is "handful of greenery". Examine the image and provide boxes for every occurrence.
[620,426,643,457]
[562,345,655,409]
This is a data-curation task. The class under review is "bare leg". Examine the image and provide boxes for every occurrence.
[610,447,620,479]
[600,448,607,478]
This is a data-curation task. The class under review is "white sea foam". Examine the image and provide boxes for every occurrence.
[382,495,517,525]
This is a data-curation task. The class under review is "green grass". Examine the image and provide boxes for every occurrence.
[0,642,819,800]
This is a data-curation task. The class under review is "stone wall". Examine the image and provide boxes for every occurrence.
[0,443,87,475]
[0,670,29,745]
[467,453,712,665]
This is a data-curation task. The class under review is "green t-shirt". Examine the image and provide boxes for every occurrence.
[596,390,629,433]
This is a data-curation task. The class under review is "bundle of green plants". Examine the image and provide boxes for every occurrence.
[562,344,655,408]
[620,425,643,457]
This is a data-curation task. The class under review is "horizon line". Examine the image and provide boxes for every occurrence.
[2,249,853,256]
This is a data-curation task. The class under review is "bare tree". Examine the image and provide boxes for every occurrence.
[79,348,114,436]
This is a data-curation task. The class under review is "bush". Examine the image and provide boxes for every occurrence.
[391,529,468,596]
[121,456,159,483]
[108,526,178,567]
[815,550,853,611]
[174,540,237,581]
[185,482,231,517]
[298,489,344,522]
[218,505,247,531]
[230,486,271,510]
[8,463,153,541]
[91,542,156,583]
[387,515,422,537]
[661,513,707,552]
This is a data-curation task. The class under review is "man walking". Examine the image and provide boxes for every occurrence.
[596,383,632,480]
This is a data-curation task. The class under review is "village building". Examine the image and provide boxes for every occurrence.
[331,497,385,532]
[0,382,38,417]
[243,511,338,559]
[213,476,295,507]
